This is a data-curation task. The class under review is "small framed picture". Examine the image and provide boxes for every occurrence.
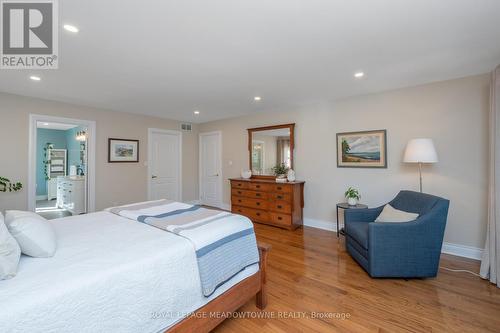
[108,138,139,163]
[336,130,387,168]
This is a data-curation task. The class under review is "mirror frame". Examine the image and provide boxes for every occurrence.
[247,123,295,179]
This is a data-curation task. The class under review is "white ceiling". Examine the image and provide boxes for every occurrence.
[1,0,500,123]
[37,122,78,130]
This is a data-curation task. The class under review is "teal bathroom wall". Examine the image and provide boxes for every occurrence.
[65,125,86,173]
[36,128,67,197]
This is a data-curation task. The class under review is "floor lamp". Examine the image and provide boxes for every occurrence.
[403,138,438,193]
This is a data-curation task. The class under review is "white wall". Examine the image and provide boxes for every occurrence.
[200,74,490,251]
[0,93,199,212]
[0,74,490,254]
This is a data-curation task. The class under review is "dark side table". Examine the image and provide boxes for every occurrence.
[336,202,368,237]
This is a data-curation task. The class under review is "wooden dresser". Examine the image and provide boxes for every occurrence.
[229,178,305,230]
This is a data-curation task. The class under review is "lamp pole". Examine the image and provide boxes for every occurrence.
[418,162,423,193]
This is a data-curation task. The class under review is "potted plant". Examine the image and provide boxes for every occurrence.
[271,163,289,183]
[345,187,361,206]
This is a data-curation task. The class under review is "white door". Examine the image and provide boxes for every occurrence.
[149,130,182,201]
[199,132,222,207]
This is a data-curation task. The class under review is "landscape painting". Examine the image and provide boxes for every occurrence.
[108,138,139,163]
[336,130,387,168]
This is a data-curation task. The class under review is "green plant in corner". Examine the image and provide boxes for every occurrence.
[0,177,23,192]
[345,187,361,200]
[271,163,289,177]
[43,143,54,180]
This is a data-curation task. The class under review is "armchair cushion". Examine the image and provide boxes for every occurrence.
[375,204,419,223]
[346,221,369,249]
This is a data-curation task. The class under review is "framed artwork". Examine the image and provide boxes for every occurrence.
[336,130,387,168]
[108,138,139,163]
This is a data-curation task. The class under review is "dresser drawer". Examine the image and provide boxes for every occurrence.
[272,184,292,193]
[232,197,268,210]
[270,212,292,226]
[231,181,248,189]
[269,192,291,201]
[247,182,272,192]
[231,189,269,200]
[269,200,292,214]
[232,206,269,223]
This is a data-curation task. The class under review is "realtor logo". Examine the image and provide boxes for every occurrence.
[1,0,58,69]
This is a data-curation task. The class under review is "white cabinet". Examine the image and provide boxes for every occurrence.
[57,176,86,215]
[47,178,58,201]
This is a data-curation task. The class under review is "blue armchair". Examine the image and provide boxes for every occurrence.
[344,190,450,278]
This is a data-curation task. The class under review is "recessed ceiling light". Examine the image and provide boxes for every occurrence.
[354,72,365,78]
[63,24,79,33]
[194,110,200,115]
[254,96,262,101]
[30,75,41,81]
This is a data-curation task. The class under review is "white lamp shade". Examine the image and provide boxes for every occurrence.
[403,138,438,163]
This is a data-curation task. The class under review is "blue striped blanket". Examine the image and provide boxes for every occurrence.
[109,200,259,296]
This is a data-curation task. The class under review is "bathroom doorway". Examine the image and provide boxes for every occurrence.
[28,115,96,219]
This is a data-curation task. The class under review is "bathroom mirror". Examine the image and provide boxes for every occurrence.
[247,123,295,178]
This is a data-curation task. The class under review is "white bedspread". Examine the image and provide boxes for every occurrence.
[0,211,258,333]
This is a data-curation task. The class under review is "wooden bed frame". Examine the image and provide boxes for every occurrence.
[167,242,271,333]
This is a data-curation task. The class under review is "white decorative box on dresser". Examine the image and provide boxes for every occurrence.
[57,176,86,215]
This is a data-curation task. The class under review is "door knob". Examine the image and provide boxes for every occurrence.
[211,174,219,177]
[151,175,158,179]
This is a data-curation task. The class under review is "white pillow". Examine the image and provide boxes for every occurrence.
[5,210,57,258]
[375,204,419,223]
[0,212,21,279]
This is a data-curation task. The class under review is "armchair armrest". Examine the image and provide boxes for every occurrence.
[344,206,383,223]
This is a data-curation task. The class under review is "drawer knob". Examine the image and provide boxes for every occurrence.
[278,216,283,220]
[238,191,242,194]
[238,209,242,213]
[256,202,260,206]
[256,213,261,216]
[277,205,282,209]
[256,193,261,197]
[256,185,260,188]
[238,199,242,203]
[277,195,283,199]
[277,187,282,190]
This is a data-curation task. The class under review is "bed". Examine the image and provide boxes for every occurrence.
[0,207,269,333]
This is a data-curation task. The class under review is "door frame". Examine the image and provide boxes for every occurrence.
[28,114,96,213]
[199,131,223,208]
[147,128,183,201]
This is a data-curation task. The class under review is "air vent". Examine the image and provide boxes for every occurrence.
[181,123,192,132]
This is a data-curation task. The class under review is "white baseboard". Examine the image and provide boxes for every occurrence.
[304,218,337,232]
[36,195,47,201]
[441,242,483,260]
[302,217,483,261]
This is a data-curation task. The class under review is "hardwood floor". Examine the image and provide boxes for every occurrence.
[214,224,500,333]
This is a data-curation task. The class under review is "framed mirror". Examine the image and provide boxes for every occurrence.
[247,123,295,178]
